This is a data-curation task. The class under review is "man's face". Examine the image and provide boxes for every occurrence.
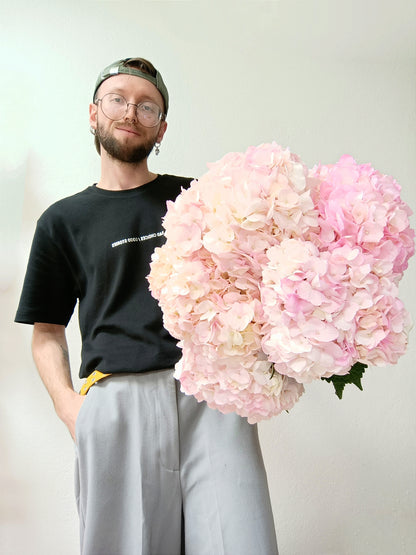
[89,73,167,164]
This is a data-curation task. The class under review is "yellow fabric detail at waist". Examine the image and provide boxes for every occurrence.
[80,370,112,396]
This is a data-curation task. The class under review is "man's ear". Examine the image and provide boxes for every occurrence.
[89,103,98,132]
[156,120,168,143]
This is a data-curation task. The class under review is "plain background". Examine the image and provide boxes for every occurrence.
[1,1,415,554]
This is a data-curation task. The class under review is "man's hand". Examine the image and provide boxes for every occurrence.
[55,390,87,441]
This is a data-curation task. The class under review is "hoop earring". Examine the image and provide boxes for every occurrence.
[90,126,96,135]
[155,142,161,156]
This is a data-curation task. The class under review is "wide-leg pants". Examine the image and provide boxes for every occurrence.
[74,370,278,555]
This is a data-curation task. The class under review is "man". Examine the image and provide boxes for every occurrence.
[15,57,278,555]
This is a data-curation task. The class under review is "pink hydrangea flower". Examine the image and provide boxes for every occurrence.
[310,155,415,281]
[148,145,414,422]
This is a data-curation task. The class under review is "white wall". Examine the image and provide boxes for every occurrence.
[1,1,415,554]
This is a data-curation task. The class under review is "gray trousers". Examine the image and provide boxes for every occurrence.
[74,370,278,555]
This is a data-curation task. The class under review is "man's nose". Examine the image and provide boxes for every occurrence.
[124,103,137,121]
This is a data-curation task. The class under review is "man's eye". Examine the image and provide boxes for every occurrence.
[141,103,157,114]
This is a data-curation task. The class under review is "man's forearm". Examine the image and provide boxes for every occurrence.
[32,322,84,439]
[32,322,74,402]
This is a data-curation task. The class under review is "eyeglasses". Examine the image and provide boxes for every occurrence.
[95,93,164,127]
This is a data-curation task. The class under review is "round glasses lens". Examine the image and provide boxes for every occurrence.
[101,94,127,120]
[137,102,162,127]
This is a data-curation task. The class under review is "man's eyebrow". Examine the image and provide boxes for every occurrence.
[106,87,126,94]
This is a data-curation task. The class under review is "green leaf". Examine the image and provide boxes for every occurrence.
[321,362,368,400]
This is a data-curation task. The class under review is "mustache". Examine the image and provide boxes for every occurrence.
[115,123,140,133]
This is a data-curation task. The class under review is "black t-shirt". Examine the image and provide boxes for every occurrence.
[15,174,192,378]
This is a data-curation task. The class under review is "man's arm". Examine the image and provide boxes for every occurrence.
[32,322,85,440]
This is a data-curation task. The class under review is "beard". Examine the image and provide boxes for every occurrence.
[96,122,156,164]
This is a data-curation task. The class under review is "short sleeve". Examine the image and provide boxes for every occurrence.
[15,221,78,326]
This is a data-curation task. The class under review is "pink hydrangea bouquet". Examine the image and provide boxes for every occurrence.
[148,143,414,423]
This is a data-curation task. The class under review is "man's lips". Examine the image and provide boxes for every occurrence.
[115,126,141,136]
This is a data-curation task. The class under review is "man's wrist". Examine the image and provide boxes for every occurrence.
[53,388,79,421]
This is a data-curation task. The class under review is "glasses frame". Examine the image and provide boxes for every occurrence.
[95,93,165,128]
